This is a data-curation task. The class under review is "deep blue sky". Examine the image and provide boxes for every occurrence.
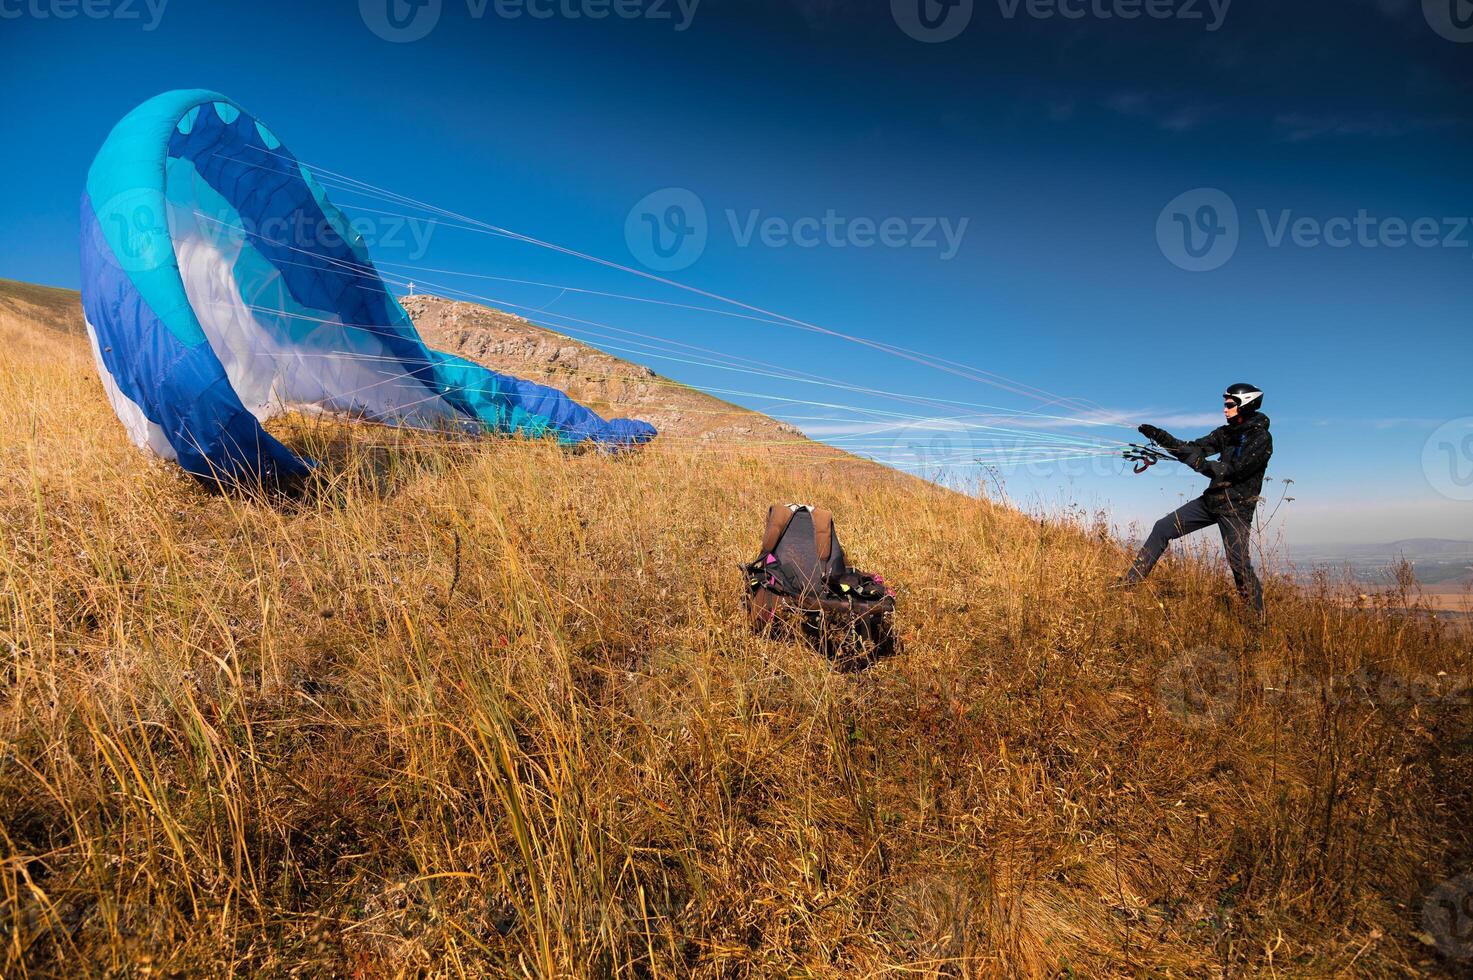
[2,0,1469,545]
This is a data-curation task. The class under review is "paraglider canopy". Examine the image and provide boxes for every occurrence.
[80,89,655,488]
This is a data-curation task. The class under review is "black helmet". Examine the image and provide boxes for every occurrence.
[1224,383,1264,416]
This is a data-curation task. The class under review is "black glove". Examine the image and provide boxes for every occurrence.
[1138,424,1169,444]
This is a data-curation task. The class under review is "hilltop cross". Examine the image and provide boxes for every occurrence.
[407,281,416,296]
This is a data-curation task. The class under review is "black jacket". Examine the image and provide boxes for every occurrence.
[1153,414,1273,515]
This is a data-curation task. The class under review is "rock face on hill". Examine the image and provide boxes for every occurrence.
[402,294,821,448]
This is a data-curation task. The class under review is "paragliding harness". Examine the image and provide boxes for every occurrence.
[1123,443,1170,475]
[743,505,897,663]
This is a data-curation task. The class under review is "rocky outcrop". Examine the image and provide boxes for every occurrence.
[402,294,829,450]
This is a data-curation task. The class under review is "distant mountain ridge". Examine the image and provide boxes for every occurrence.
[1293,539,1473,559]
[1288,538,1472,593]
[1382,539,1473,557]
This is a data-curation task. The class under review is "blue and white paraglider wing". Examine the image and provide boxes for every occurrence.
[80,89,656,487]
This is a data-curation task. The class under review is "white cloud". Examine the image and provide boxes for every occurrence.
[795,408,1224,440]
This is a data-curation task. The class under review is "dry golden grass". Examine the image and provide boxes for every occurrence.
[1,305,1470,977]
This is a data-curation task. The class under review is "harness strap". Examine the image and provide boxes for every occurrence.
[812,508,834,563]
[759,504,797,557]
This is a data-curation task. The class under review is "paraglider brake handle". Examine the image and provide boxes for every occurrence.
[1123,443,1169,475]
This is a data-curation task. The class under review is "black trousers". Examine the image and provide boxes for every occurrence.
[1127,497,1264,612]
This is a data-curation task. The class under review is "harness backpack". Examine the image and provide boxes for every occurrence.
[743,504,897,663]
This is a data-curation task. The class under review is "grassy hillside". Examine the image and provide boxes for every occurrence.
[1,289,1470,976]
[0,278,85,337]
